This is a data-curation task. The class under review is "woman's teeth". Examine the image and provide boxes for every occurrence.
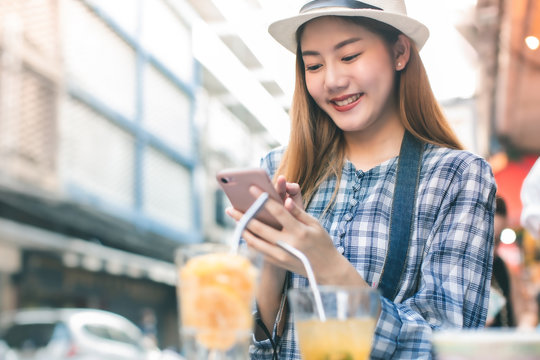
[334,94,361,106]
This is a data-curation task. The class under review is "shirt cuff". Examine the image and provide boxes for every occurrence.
[521,205,540,239]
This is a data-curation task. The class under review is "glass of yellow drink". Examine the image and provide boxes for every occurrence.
[176,243,259,360]
[288,286,380,360]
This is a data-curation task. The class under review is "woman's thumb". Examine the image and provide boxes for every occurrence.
[284,197,316,225]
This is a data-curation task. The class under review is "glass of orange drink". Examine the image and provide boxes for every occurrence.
[288,286,381,360]
[176,242,259,360]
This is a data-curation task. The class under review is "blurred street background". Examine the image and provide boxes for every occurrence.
[0,0,540,355]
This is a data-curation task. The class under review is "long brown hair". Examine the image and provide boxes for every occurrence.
[276,16,463,207]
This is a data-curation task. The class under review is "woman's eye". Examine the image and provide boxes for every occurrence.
[305,64,322,71]
[342,53,360,62]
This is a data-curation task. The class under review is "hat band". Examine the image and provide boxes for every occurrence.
[300,0,382,13]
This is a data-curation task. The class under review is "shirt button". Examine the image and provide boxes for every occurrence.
[344,213,352,221]
[337,246,345,254]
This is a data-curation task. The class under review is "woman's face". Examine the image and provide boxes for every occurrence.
[300,17,399,135]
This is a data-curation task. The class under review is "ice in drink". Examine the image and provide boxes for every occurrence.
[179,250,258,352]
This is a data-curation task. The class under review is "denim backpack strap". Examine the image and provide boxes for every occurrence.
[378,130,424,301]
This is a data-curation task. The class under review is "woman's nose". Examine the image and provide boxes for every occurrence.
[324,64,348,93]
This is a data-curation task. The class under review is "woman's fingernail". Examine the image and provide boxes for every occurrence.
[249,185,262,195]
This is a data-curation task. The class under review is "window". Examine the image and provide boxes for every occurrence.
[56,0,199,241]
[61,0,137,119]
[83,324,139,346]
[3,323,57,349]
[141,0,193,82]
[143,147,193,231]
[143,64,192,154]
[59,97,135,208]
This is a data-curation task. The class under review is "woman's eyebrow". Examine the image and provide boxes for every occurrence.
[334,37,362,50]
[301,37,362,57]
[301,49,320,57]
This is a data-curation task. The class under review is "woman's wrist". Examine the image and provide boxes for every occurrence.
[317,251,368,287]
[260,260,287,290]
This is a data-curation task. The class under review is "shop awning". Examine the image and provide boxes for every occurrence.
[0,218,177,286]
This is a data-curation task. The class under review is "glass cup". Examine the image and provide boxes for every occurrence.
[432,329,540,360]
[288,286,381,360]
[175,242,260,360]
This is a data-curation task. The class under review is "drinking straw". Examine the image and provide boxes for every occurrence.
[229,191,326,321]
[276,241,326,322]
[231,192,270,253]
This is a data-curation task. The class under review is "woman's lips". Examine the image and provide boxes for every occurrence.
[330,93,363,112]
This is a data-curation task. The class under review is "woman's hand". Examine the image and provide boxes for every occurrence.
[227,185,366,286]
[275,175,303,209]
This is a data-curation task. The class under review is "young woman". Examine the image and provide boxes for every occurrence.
[227,1,497,359]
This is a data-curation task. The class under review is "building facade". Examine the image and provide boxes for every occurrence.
[0,0,280,349]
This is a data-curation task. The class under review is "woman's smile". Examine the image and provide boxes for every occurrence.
[330,93,363,112]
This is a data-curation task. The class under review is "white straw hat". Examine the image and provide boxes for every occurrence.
[268,0,429,53]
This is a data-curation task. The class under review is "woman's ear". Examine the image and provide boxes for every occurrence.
[393,34,411,71]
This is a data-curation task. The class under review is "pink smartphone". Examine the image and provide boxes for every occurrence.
[216,168,282,229]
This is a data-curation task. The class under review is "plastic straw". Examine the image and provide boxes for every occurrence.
[230,192,269,253]
[229,191,326,321]
[276,241,326,322]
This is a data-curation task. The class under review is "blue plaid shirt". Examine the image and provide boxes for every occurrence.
[250,143,496,359]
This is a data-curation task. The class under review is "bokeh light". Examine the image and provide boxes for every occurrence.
[525,35,540,50]
[500,228,517,245]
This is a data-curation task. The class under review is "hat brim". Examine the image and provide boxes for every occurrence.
[268,8,429,53]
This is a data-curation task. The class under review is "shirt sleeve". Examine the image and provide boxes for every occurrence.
[521,157,540,240]
[371,156,497,359]
[259,147,285,178]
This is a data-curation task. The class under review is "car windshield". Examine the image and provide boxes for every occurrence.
[2,323,57,349]
[83,324,140,347]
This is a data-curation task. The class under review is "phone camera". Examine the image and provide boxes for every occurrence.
[220,177,229,184]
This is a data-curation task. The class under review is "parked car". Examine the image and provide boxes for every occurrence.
[0,308,182,360]
[0,338,17,360]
